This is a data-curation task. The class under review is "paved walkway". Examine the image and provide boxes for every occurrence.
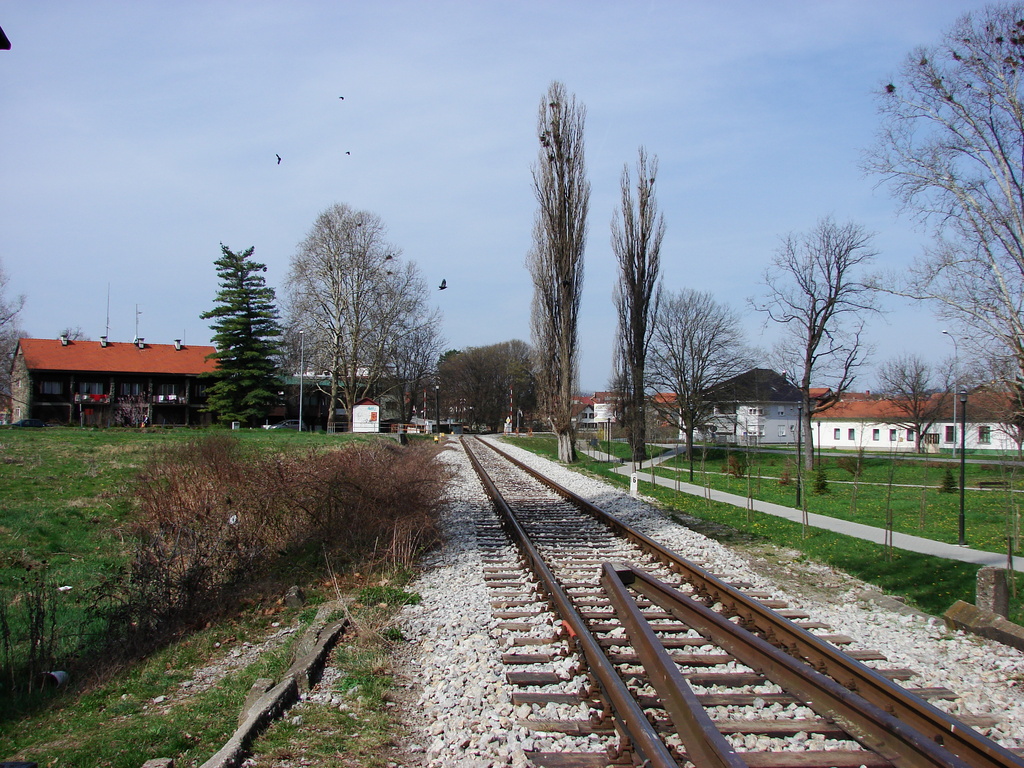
[578,445,1024,573]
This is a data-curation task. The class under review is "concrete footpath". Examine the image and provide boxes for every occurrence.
[581,445,1024,573]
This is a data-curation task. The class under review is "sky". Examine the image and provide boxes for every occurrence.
[0,1,991,392]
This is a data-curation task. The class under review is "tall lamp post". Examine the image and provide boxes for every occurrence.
[958,389,967,546]
[942,330,959,457]
[298,330,304,432]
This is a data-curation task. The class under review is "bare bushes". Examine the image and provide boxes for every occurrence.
[0,569,61,699]
[297,441,449,560]
[97,436,448,657]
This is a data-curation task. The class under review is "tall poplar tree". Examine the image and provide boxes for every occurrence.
[528,81,589,463]
[202,244,282,425]
[612,147,664,465]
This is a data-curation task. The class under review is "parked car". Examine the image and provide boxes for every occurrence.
[10,419,48,428]
[262,420,301,430]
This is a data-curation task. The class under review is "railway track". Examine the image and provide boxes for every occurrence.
[461,435,1024,768]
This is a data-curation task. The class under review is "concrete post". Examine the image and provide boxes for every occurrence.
[977,566,1009,618]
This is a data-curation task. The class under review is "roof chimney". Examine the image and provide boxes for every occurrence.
[136,337,145,349]
[174,339,182,351]
[100,336,108,347]
[60,334,68,346]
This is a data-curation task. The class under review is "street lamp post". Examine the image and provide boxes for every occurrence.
[943,330,959,457]
[958,389,967,546]
[298,331,304,432]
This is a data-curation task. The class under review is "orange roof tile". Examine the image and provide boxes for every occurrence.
[814,394,947,421]
[18,338,218,376]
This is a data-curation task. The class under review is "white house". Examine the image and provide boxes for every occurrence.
[812,391,1019,454]
[703,369,803,446]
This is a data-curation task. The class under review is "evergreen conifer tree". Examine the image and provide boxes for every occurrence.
[202,244,282,425]
[940,467,957,494]
[813,465,830,495]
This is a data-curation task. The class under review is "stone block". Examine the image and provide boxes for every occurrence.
[944,600,1024,653]
[976,566,1009,617]
[239,678,275,725]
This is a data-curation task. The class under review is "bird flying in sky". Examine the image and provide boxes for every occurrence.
[276,154,281,164]
[439,279,447,290]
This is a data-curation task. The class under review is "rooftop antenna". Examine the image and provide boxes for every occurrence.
[134,304,141,342]
[105,284,111,339]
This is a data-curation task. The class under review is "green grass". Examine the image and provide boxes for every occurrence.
[0,426,398,720]
[504,436,1024,623]
[0,426,390,581]
[0,425,423,767]
[1,602,314,766]
[247,576,419,768]
[654,447,1022,554]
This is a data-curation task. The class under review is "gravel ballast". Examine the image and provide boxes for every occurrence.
[392,437,1024,767]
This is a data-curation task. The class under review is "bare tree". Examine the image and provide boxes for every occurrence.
[438,340,536,432]
[648,289,752,472]
[528,81,589,462]
[876,353,954,452]
[0,260,25,399]
[57,326,89,341]
[612,147,664,465]
[755,216,878,469]
[865,3,1024,423]
[286,203,430,431]
[389,309,445,424]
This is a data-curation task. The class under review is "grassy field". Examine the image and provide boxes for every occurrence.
[0,426,421,767]
[504,436,1023,624]
[654,446,1023,554]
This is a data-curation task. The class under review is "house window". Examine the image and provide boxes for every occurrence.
[778,407,785,416]
[120,382,143,396]
[79,382,104,395]
[747,407,762,416]
[834,428,841,440]
[40,380,62,395]
[194,382,207,398]
[923,433,939,445]
[907,429,915,441]
[945,425,957,443]
[889,429,897,441]
[848,428,856,440]
[156,383,179,396]
[778,426,788,438]
[872,429,880,441]
[979,425,991,444]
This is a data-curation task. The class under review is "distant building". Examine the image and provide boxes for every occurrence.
[812,389,1018,453]
[703,368,803,445]
[10,336,217,426]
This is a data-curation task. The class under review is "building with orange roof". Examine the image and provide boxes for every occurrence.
[811,390,1019,454]
[10,335,218,426]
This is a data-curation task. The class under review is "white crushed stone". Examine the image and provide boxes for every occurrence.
[392,437,1024,766]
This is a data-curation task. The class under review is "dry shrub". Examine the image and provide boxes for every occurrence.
[294,442,449,561]
[95,436,449,656]
[723,453,747,478]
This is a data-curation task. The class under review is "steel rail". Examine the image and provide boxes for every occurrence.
[600,562,749,768]
[475,436,1024,768]
[608,562,975,768]
[462,437,678,768]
